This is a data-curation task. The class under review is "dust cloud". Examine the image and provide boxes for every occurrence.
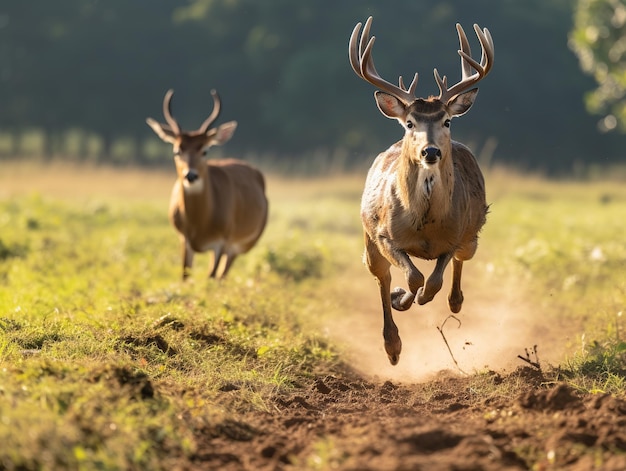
[328,261,569,383]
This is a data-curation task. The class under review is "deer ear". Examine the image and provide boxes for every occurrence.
[146,118,177,144]
[374,91,406,119]
[209,121,238,146]
[447,88,479,117]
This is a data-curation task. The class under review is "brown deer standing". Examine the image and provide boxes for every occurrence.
[146,89,268,280]
[349,17,494,365]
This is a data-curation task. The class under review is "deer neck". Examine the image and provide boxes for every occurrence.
[396,139,454,221]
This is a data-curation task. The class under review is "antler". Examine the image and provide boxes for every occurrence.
[349,16,418,105]
[197,89,222,134]
[162,89,222,135]
[435,24,494,104]
[162,89,181,136]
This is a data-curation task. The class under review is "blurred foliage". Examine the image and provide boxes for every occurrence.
[570,0,626,132]
[0,0,624,172]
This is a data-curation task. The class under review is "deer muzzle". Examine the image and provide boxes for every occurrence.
[185,169,199,183]
[421,146,442,165]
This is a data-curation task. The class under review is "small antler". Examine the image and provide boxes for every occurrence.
[435,24,494,104]
[162,89,181,136]
[349,16,418,105]
[197,90,222,134]
[161,89,223,136]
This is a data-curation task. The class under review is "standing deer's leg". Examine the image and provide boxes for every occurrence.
[219,251,238,279]
[365,235,402,365]
[448,258,464,313]
[182,238,194,281]
[209,245,224,278]
[417,252,453,305]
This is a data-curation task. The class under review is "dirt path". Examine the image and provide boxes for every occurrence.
[175,367,626,470]
[168,262,626,470]
[329,256,569,382]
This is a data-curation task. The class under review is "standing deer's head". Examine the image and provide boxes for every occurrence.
[146,89,237,190]
[349,17,493,168]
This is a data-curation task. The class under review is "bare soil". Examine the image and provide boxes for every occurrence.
[170,366,626,470]
[167,262,626,470]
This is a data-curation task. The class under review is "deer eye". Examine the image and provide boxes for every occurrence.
[443,119,451,128]
[406,120,414,129]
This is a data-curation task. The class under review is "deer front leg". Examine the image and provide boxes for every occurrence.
[417,252,453,305]
[378,238,424,311]
[182,239,194,281]
[219,251,238,279]
[208,245,224,279]
[364,235,402,365]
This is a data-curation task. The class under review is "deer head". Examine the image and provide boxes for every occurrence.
[349,17,494,168]
[146,89,237,189]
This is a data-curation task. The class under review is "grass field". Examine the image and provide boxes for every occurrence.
[0,161,625,469]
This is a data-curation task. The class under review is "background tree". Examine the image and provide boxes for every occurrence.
[570,0,626,133]
[0,0,623,173]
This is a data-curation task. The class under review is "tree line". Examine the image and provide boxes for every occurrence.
[0,0,623,173]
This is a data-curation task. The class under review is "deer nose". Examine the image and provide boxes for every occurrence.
[185,170,199,183]
[421,146,441,165]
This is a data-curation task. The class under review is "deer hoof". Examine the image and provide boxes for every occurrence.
[448,291,464,313]
[391,287,415,311]
[416,286,435,305]
[384,338,402,365]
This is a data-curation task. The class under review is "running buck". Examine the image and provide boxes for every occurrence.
[349,17,494,365]
[146,89,268,280]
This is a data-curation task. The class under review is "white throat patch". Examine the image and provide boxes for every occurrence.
[422,168,439,197]
[183,178,204,194]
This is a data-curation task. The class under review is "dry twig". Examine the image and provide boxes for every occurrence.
[437,315,470,376]
[517,345,541,371]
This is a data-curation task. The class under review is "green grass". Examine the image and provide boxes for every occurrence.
[0,175,357,469]
[0,165,625,468]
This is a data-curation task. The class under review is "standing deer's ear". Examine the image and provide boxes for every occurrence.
[146,118,177,144]
[447,88,479,118]
[374,91,407,119]
[207,121,238,147]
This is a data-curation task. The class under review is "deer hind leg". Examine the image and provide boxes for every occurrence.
[182,239,194,281]
[448,258,464,313]
[364,235,402,365]
[447,241,477,313]
[417,252,453,306]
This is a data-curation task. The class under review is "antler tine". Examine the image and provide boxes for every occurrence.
[349,16,417,105]
[457,23,474,80]
[198,89,222,134]
[349,21,364,77]
[163,89,181,136]
[399,74,419,96]
[437,23,494,104]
